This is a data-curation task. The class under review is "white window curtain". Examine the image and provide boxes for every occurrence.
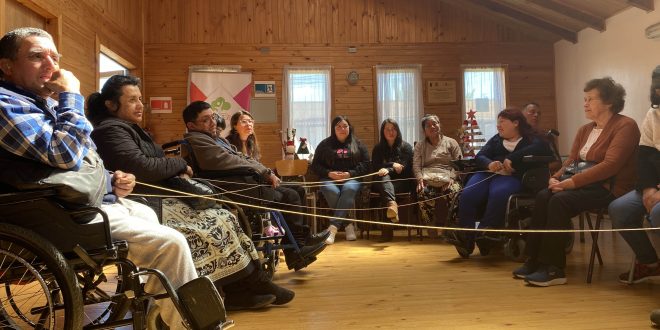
[283,66,332,152]
[376,65,423,144]
[463,66,507,142]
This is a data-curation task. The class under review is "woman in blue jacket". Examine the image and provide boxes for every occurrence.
[453,108,551,258]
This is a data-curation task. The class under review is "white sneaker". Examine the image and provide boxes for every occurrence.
[325,225,338,245]
[345,224,357,241]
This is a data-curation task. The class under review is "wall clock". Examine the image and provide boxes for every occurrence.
[347,70,359,85]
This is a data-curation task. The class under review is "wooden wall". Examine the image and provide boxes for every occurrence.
[1,0,143,97]
[139,0,556,168]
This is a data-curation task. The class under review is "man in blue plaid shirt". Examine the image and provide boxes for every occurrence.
[0,27,204,329]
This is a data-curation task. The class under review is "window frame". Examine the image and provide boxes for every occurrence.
[460,64,509,144]
[374,64,424,145]
[282,66,333,151]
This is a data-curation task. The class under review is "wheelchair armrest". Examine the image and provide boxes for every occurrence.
[197,169,262,181]
[0,188,58,204]
[522,155,556,163]
[451,158,477,171]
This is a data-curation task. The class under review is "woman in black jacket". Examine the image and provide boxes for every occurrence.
[311,115,370,244]
[371,118,414,241]
[88,75,294,311]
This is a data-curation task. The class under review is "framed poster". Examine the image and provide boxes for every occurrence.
[254,81,276,97]
[426,80,457,104]
[188,67,252,136]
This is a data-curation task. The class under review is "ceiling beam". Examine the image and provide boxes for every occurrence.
[528,0,605,32]
[465,0,577,43]
[627,0,654,11]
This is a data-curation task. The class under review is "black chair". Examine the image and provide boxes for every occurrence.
[582,208,606,284]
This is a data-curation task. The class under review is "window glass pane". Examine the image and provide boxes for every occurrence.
[376,66,422,145]
[284,68,331,154]
[99,53,128,91]
[463,66,506,149]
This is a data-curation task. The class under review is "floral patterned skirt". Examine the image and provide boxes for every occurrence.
[418,181,461,225]
[162,198,259,282]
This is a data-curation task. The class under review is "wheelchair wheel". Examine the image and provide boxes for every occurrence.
[80,263,132,327]
[0,223,83,329]
[504,236,526,262]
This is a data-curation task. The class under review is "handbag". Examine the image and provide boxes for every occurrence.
[421,167,454,188]
[559,160,598,181]
[0,149,107,208]
[165,176,218,210]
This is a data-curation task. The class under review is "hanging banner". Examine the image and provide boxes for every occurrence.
[188,67,252,136]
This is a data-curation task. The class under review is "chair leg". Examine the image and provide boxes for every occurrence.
[579,213,585,243]
[586,211,604,284]
[628,256,637,284]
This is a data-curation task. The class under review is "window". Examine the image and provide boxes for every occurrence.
[376,65,423,144]
[462,65,507,143]
[283,67,332,152]
[99,53,128,90]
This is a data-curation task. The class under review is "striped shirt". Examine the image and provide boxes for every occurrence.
[0,81,93,170]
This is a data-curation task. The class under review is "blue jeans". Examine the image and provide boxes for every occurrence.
[319,179,361,228]
[458,172,522,229]
[609,190,660,264]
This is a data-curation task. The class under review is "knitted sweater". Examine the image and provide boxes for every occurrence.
[552,114,640,197]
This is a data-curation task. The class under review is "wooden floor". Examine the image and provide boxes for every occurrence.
[230,223,660,329]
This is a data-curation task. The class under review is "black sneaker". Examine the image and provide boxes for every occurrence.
[475,237,492,256]
[512,261,538,279]
[524,265,567,287]
[224,291,276,311]
[284,241,327,270]
[305,229,331,246]
[252,280,295,305]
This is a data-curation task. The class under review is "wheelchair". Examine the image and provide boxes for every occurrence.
[0,186,232,329]
[162,139,312,278]
[445,155,574,260]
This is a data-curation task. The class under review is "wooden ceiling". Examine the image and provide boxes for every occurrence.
[442,0,655,43]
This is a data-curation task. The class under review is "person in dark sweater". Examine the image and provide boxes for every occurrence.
[454,108,552,258]
[371,118,414,241]
[311,115,370,244]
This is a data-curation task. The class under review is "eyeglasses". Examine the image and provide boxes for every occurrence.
[239,119,254,126]
[335,124,350,130]
[196,115,215,125]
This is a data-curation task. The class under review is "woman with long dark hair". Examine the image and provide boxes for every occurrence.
[454,108,552,258]
[371,118,414,241]
[311,115,370,244]
[226,110,261,160]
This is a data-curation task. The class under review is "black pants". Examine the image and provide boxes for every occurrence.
[216,176,304,233]
[372,174,412,204]
[525,185,614,268]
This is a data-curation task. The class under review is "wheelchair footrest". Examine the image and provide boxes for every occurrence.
[177,276,230,330]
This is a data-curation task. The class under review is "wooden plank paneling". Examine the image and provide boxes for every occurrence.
[2,0,143,97]
[144,42,556,168]
[145,0,553,44]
